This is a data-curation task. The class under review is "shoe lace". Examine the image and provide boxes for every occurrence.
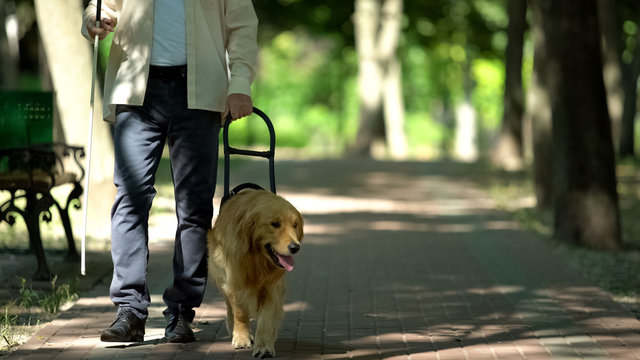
[167,312,192,332]
[114,309,138,326]
[167,312,180,331]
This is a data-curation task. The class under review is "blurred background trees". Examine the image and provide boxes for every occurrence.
[1,0,639,248]
[351,0,408,159]
[531,0,620,249]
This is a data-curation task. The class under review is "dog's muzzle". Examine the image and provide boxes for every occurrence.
[266,243,296,272]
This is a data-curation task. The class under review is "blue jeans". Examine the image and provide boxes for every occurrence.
[110,66,220,320]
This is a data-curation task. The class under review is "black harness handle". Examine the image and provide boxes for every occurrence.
[221,107,276,207]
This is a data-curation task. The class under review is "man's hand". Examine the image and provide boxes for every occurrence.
[87,16,116,40]
[222,93,253,123]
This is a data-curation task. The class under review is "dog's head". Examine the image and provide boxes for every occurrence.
[260,198,303,272]
[231,190,304,271]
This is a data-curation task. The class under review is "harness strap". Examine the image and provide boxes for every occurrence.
[220,182,265,208]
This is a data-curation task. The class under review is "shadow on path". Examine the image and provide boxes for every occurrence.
[5,159,640,360]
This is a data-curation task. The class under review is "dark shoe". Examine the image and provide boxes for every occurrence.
[100,308,145,342]
[164,311,196,343]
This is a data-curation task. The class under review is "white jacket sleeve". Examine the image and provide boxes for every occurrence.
[224,0,259,97]
[80,0,119,41]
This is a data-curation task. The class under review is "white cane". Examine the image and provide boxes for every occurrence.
[81,0,103,276]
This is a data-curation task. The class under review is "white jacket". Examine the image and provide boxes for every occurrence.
[81,0,258,122]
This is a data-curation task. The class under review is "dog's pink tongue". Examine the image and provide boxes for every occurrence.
[277,254,295,272]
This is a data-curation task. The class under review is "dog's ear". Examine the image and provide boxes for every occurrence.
[217,201,252,257]
[237,206,261,254]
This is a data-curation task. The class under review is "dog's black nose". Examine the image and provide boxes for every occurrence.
[288,243,300,254]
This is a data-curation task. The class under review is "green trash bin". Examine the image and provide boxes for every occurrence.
[0,91,54,172]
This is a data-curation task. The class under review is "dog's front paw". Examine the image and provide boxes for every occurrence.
[231,333,253,349]
[253,346,276,359]
[252,344,275,358]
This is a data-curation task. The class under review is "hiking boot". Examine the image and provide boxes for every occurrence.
[164,311,196,343]
[100,308,145,342]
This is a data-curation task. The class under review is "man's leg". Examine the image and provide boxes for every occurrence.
[102,104,167,341]
[162,108,220,341]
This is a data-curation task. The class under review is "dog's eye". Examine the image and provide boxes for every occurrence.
[271,222,281,228]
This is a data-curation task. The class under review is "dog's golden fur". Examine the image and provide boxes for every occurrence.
[207,189,303,358]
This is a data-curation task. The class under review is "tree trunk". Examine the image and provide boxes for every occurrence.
[528,1,554,209]
[380,0,408,159]
[453,62,478,162]
[492,0,527,170]
[0,2,19,88]
[352,0,383,157]
[619,3,640,159]
[535,0,621,249]
[597,0,624,150]
[453,101,477,162]
[352,0,407,158]
[34,0,116,240]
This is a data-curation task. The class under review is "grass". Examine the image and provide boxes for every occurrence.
[0,276,78,353]
[478,160,640,319]
[0,308,25,352]
[0,182,99,356]
[0,188,100,354]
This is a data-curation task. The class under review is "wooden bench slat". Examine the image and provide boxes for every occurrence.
[0,170,77,191]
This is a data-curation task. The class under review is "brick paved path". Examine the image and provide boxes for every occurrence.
[5,160,640,359]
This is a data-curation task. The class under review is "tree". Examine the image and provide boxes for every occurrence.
[0,0,19,88]
[34,0,115,239]
[528,0,554,209]
[598,0,625,150]
[619,1,640,159]
[253,0,507,158]
[351,0,408,158]
[492,0,527,170]
[453,62,478,162]
[534,0,621,249]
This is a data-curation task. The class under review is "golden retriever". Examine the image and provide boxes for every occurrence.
[207,188,304,358]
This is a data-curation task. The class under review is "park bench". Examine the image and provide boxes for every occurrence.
[0,91,85,280]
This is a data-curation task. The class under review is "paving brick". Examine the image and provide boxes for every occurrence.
[4,160,640,359]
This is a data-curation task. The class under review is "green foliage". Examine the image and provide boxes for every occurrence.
[472,58,504,130]
[247,0,511,155]
[620,0,639,65]
[249,31,359,153]
[16,276,78,315]
[0,307,19,349]
[39,276,77,314]
[18,279,37,313]
[405,112,447,158]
